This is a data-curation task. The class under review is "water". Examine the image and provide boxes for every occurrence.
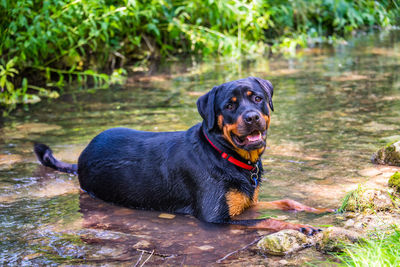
[1,30,400,265]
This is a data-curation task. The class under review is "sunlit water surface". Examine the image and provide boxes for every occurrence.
[1,31,400,265]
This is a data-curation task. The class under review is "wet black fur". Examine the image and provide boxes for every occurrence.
[34,77,274,225]
[34,143,78,174]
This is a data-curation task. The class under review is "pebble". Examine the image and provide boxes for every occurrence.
[158,213,176,219]
[278,259,289,265]
[354,222,364,230]
[197,245,214,251]
[344,219,355,228]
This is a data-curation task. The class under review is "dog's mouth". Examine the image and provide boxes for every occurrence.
[231,130,266,150]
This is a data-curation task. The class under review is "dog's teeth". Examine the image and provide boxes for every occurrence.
[246,133,261,142]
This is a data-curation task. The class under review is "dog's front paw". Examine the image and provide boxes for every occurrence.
[276,220,321,236]
[254,219,321,236]
[297,225,322,236]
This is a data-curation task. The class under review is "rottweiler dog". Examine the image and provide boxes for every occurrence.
[34,77,333,235]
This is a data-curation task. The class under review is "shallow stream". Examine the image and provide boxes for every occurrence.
[1,30,400,265]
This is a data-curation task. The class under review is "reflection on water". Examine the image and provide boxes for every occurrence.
[78,193,261,265]
[1,30,400,265]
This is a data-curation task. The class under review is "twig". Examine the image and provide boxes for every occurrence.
[142,35,154,53]
[133,251,144,267]
[140,250,154,267]
[135,248,178,258]
[216,237,262,263]
[179,255,187,267]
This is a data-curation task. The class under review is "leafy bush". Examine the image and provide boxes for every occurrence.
[1,0,399,114]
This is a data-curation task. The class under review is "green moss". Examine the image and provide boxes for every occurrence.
[385,143,395,153]
[339,185,393,213]
[257,230,308,256]
[385,141,396,148]
[338,185,364,213]
[389,172,400,193]
[30,233,86,265]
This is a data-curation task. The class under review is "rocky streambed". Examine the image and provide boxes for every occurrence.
[252,142,400,266]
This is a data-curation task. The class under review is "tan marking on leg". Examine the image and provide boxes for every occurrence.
[226,189,252,217]
[252,186,259,203]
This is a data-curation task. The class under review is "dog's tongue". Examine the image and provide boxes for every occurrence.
[246,132,261,142]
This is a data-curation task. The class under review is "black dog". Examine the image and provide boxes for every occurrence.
[35,77,333,235]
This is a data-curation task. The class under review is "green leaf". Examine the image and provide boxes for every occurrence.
[21,78,28,93]
[0,76,6,89]
[5,80,14,92]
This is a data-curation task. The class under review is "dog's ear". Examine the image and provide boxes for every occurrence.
[253,77,274,112]
[197,86,218,130]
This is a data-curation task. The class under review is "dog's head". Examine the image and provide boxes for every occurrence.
[197,77,274,162]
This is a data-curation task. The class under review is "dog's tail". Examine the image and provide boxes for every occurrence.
[34,143,78,175]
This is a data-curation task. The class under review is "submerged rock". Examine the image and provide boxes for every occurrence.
[343,219,355,228]
[372,141,400,166]
[257,230,310,256]
[351,212,400,232]
[0,154,22,170]
[343,187,394,212]
[389,172,400,193]
[257,227,363,256]
[315,227,361,253]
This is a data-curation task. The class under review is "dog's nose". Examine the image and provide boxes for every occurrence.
[243,111,260,124]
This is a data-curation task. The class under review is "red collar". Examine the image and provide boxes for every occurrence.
[202,129,256,171]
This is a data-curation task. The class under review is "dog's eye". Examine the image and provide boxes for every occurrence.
[225,103,234,110]
[254,96,262,102]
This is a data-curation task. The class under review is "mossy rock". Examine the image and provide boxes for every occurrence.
[372,141,400,166]
[315,227,361,253]
[389,172,400,193]
[342,187,394,212]
[257,229,310,256]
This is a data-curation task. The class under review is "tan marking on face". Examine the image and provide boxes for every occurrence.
[218,114,224,130]
[246,91,252,96]
[262,114,271,129]
[231,96,237,102]
[221,115,267,163]
[226,189,252,217]
[222,116,242,149]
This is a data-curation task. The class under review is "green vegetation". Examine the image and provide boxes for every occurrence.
[1,0,399,114]
[30,233,86,264]
[338,185,363,213]
[338,186,395,213]
[389,172,400,193]
[336,228,400,267]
